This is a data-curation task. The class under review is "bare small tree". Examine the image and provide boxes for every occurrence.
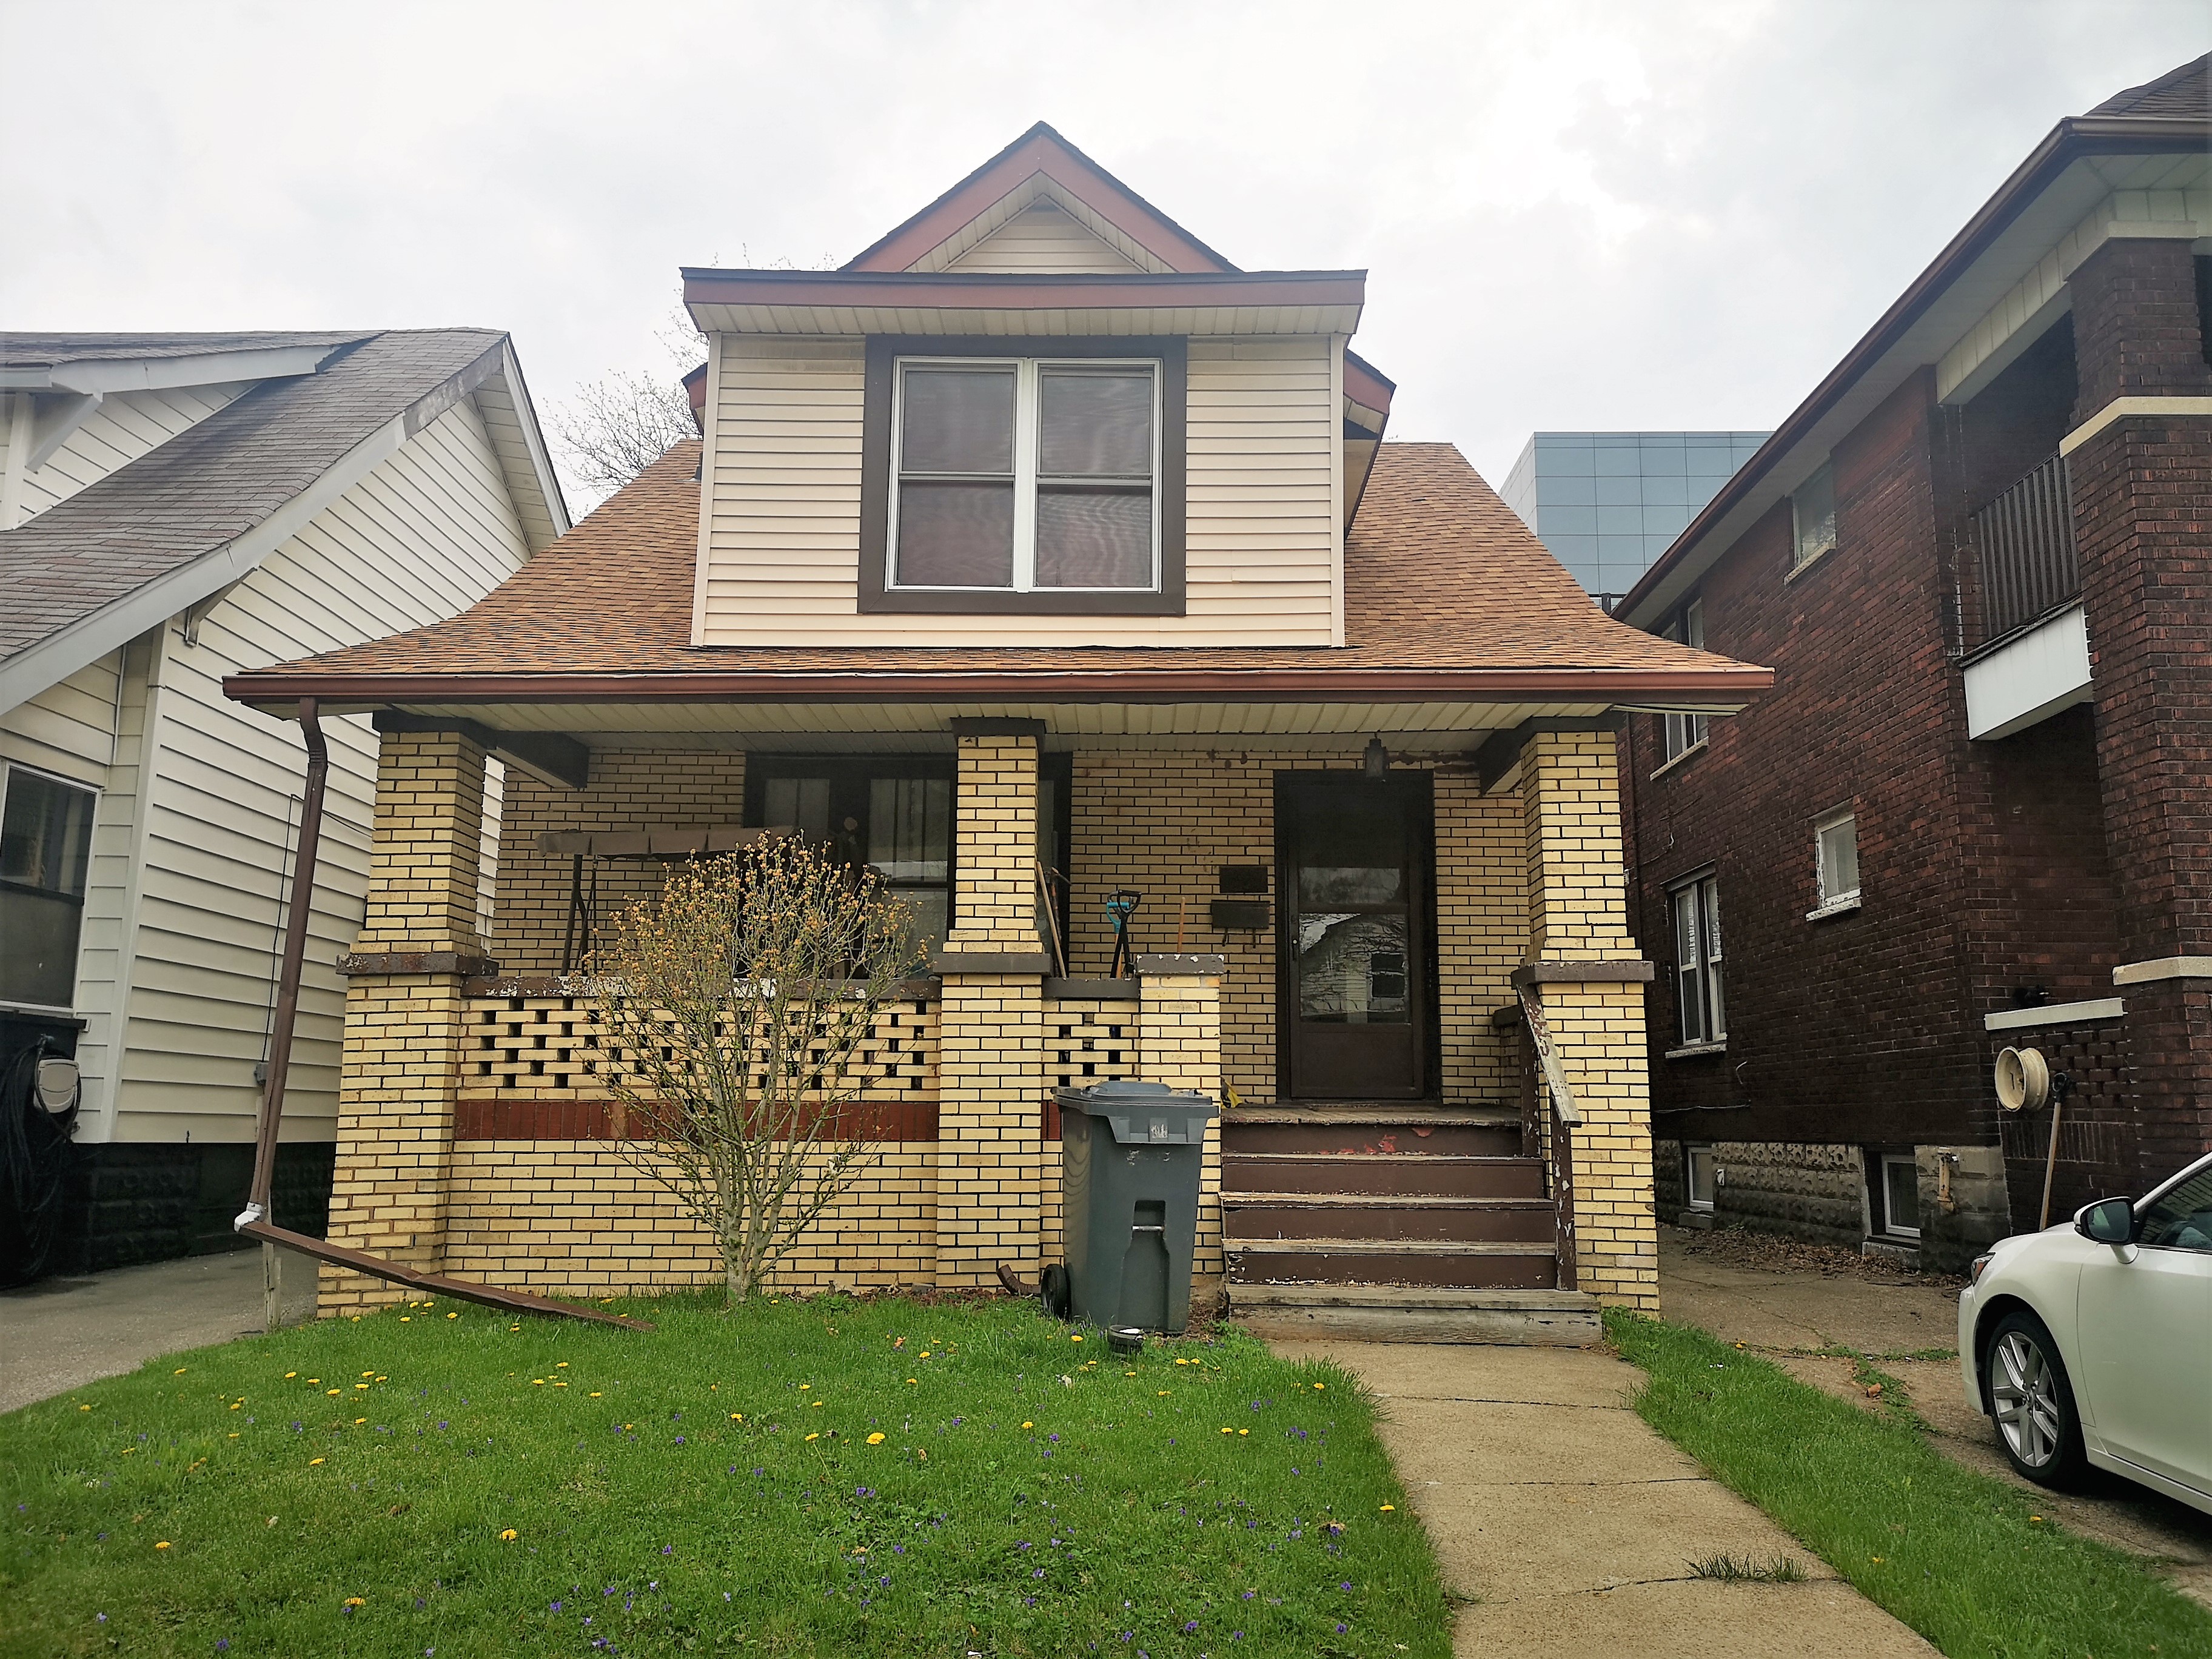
[591,838,926,1299]
[548,369,697,499]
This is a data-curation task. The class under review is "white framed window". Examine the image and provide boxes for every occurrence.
[0,763,98,1010]
[1814,808,1861,912]
[1686,1145,1718,1211]
[1872,1149,1921,1239]
[1657,597,1711,762]
[888,355,1161,594]
[1791,460,1837,570]
[1668,870,1726,1048]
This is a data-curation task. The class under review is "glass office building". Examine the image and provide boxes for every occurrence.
[1500,431,1769,611]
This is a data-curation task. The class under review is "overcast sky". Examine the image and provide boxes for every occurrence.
[2,2,2203,510]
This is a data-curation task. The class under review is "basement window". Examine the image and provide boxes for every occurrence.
[0,765,96,1010]
[1686,1145,1718,1211]
[1871,1149,1922,1240]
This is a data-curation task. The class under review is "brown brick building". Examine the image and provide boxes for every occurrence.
[1617,58,2211,1269]
[223,126,1768,1334]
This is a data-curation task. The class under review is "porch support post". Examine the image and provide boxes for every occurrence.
[1137,953,1227,1316]
[1520,728,1660,1313]
[321,726,494,1314]
[934,727,1050,1289]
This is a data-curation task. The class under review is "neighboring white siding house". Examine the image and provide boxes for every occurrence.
[0,330,566,1266]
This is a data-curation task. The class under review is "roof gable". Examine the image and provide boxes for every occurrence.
[942,198,1148,275]
[843,122,1236,276]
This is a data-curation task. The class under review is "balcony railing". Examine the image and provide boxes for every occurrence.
[1973,452,2079,646]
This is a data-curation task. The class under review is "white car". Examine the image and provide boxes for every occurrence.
[1959,1150,2212,1513]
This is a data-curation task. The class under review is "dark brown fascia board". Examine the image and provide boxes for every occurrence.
[840,122,1238,276]
[681,268,1366,315]
[1615,113,2212,628]
[229,665,1772,711]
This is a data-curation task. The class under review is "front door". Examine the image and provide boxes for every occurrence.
[1278,773,1431,1100]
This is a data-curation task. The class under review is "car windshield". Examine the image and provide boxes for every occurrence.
[2136,1167,2212,1252]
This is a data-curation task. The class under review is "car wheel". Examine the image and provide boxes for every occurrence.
[1985,1310,2088,1488]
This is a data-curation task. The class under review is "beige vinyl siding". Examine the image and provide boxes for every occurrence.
[695,334,1341,647]
[943,203,1147,274]
[6,383,252,522]
[0,651,123,783]
[101,394,529,1144]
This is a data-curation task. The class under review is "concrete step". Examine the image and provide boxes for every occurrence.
[1222,1152,1547,1199]
[1224,1236,1560,1290]
[1221,1192,1555,1243]
[1231,1284,1603,1347]
[1224,1106,1522,1158]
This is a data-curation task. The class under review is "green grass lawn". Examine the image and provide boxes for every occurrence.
[2,1292,1448,1658]
[1607,1310,2212,1659]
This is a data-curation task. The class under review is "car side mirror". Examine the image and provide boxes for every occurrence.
[2076,1196,2136,1245]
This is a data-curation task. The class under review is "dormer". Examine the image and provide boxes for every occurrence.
[684,124,1391,648]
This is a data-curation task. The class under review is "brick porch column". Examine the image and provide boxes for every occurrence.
[1520,727,1659,1312]
[321,725,493,1313]
[1137,953,1227,1310]
[933,724,1051,1289]
[2066,236,2212,1188]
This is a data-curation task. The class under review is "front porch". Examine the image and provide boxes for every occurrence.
[317,717,1662,1328]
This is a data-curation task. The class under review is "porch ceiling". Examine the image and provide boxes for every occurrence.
[347,697,1624,749]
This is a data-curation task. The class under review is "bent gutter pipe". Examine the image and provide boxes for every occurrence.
[236,696,647,1331]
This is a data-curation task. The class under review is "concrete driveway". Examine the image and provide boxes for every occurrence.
[0,1245,317,1415]
[1269,1339,1936,1657]
[1660,1225,2212,1610]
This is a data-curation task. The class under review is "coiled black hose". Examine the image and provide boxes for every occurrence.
[0,1039,80,1288]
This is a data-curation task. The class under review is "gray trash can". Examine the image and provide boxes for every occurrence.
[1056,1079,1218,1335]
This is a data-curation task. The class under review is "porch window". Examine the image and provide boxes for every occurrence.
[750,758,954,957]
[859,337,1187,615]
[1668,870,1724,1048]
[0,765,96,1009]
[1657,596,1709,762]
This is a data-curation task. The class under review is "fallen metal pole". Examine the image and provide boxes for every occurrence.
[238,697,649,1330]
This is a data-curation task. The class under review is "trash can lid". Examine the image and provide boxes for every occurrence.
[1053,1079,1216,1110]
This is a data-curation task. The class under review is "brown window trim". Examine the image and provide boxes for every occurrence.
[857,335,1187,616]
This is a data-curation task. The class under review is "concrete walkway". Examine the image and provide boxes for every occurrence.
[1269,1339,1936,1657]
[0,1247,317,1415]
[1660,1227,2212,1610]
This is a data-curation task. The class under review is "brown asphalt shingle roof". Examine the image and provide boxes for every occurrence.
[0,330,510,665]
[2088,54,2209,120]
[231,440,1757,691]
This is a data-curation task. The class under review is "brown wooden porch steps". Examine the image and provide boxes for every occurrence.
[1231,1284,1602,1347]
[1220,1102,1590,1344]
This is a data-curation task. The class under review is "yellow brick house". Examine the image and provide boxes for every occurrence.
[225,126,1768,1338]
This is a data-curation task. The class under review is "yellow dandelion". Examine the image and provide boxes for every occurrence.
[1220,1427,1234,1435]
[447,1312,458,1319]
[307,1378,320,1384]
[500,1529,518,1541]
[1313,1382,1326,1391]
[1379,1504,1394,1512]
[361,1371,374,1378]
[354,1418,366,1426]
[78,1404,90,1412]
[731,1412,742,1420]
[919,1353,930,1359]
[400,1316,411,1322]
[907,1378,917,1385]
[309,1458,325,1466]
[554,1381,568,1388]
[591,1392,603,1398]
[344,1597,365,1607]
[230,1403,242,1410]
[1071,1335,1083,1342]
[557,1362,569,1369]
[799,1382,811,1389]
[1872,1556,1884,1564]
[2029,1515,2044,1523]
[376,1376,386,1382]
[1022,1421,1034,1429]
[229,1432,239,1438]
[532,1379,545,1386]
[173,1369,187,1375]
[285,1372,297,1379]
[805,1432,819,1442]
[327,1389,341,1397]
[1239,1429,1250,1436]
[155,1540,172,1549]
[1158,1390,1170,1397]
[867,1432,885,1445]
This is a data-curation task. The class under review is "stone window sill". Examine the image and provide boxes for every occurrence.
[1665,1040,1729,1060]
[1806,894,1862,922]
[1785,542,1840,585]
[1648,739,1708,782]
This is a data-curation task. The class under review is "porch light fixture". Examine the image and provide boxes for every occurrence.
[1363,737,1389,779]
